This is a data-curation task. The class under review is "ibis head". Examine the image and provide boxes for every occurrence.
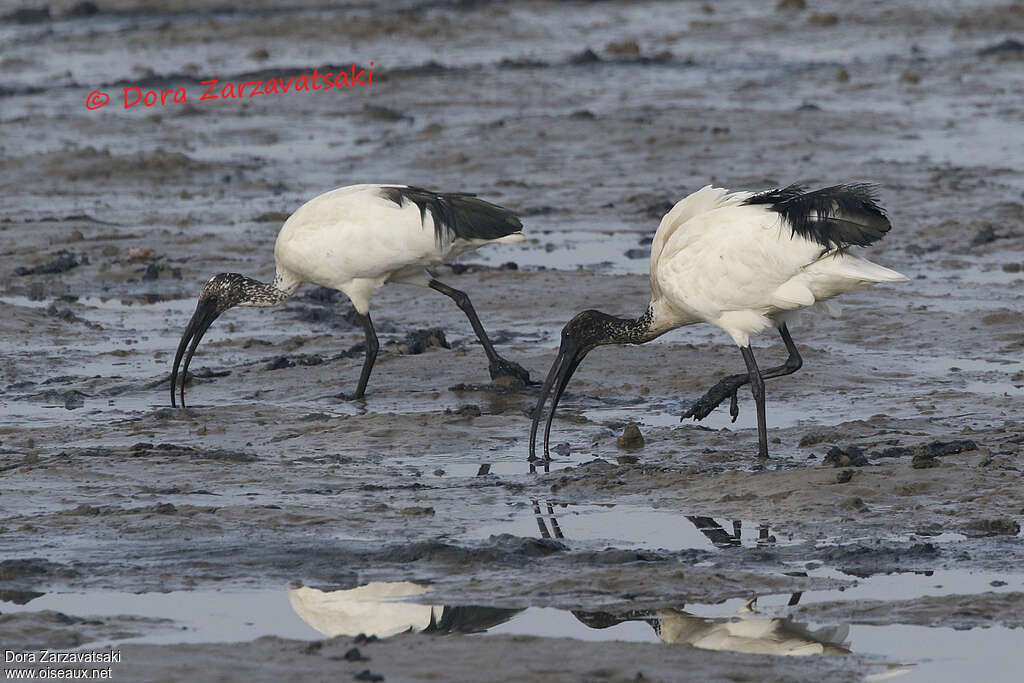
[170,273,251,408]
[529,309,654,461]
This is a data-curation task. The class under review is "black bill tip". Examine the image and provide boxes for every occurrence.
[170,296,221,408]
[528,337,585,463]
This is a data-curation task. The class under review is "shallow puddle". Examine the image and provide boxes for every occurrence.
[5,568,1022,682]
[467,502,789,551]
[470,228,652,275]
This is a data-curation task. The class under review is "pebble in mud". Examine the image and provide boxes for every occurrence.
[616,423,644,451]
[338,647,368,662]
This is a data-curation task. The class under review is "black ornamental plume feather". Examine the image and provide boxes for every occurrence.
[744,183,891,250]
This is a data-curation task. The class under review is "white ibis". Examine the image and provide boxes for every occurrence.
[529,183,908,460]
[171,184,531,407]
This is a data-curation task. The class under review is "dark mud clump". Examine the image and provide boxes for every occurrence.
[0,559,78,582]
[0,589,44,605]
[871,439,979,467]
[393,328,450,355]
[266,354,326,370]
[380,535,566,564]
[823,446,868,467]
[816,542,940,578]
[959,518,1021,538]
[14,250,87,276]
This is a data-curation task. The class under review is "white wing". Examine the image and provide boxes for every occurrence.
[649,186,751,300]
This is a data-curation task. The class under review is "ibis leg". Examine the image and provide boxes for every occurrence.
[428,279,531,385]
[740,345,769,458]
[339,311,377,400]
[681,324,802,421]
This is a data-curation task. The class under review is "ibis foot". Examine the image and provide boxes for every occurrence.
[488,357,532,386]
[681,372,747,422]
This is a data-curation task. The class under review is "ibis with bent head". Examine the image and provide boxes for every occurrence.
[529,183,908,460]
[171,184,531,407]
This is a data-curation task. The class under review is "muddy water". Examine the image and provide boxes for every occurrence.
[1,0,1023,681]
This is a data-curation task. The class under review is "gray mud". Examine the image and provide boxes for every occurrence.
[1,1,1022,681]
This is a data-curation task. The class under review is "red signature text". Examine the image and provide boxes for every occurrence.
[108,63,373,110]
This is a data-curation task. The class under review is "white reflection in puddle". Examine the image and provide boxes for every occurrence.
[3,568,1022,683]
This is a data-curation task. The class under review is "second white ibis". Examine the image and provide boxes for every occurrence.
[171,184,531,407]
[529,183,908,460]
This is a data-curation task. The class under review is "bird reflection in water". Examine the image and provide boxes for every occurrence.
[572,599,850,656]
[286,512,848,658]
[287,582,522,639]
[286,582,849,658]
[531,501,777,550]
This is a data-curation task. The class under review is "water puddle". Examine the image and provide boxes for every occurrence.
[5,570,1021,682]
[419,459,577,478]
[580,400,853,434]
[470,228,653,275]
[0,589,320,645]
[467,502,789,551]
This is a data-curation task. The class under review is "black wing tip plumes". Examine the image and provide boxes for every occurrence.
[379,185,523,243]
[744,182,892,250]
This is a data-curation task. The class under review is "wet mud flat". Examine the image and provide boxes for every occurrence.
[2,0,1024,681]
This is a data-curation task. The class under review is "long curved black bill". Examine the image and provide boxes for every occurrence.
[170,297,221,408]
[528,339,585,462]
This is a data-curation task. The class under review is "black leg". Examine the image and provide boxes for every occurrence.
[681,324,803,422]
[740,346,769,458]
[771,324,803,377]
[338,311,377,400]
[428,279,531,385]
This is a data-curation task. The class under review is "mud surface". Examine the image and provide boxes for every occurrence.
[1,1,1023,681]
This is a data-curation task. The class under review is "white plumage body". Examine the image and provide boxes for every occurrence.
[649,185,907,346]
[272,184,523,314]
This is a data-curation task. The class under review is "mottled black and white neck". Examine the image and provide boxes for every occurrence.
[563,305,663,351]
[198,272,299,312]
